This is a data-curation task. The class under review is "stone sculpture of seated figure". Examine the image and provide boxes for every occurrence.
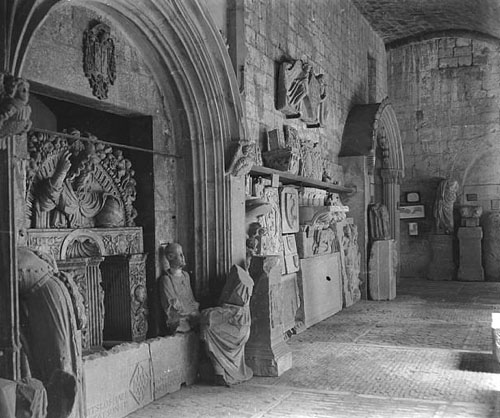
[158,243,200,334]
[200,264,254,386]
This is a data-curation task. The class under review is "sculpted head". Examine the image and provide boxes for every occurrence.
[164,242,186,270]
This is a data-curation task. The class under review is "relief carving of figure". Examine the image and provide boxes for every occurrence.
[369,203,391,241]
[433,179,459,234]
[158,243,200,334]
[18,247,85,418]
[0,74,32,138]
[200,265,254,386]
[341,223,361,304]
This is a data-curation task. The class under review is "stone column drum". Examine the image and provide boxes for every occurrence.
[368,239,397,300]
[457,227,484,281]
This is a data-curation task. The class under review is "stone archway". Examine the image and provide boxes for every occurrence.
[340,98,404,240]
[0,0,246,379]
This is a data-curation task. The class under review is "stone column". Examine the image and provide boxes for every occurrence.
[380,168,402,242]
[457,227,484,281]
[368,239,397,300]
[245,256,292,376]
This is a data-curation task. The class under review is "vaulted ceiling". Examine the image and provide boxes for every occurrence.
[352,0,500,48]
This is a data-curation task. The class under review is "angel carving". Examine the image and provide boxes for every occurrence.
[277,59,313,117]
[83,22,116,100]
[0,74,32,138]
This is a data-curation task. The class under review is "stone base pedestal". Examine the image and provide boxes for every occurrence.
[428,234,455,281]
[457,227,484,281]
[368,239,396,300]
[246,256,292,377]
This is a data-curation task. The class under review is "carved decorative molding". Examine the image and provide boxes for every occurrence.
[83,22,116,100]
[26,227,143,260]
[26,130,138,229]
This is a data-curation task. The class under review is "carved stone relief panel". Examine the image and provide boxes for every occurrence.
[83,22,117,100]
[276,58,327,127]
[258,187,283,255]
[280,186,299,234]
[26,130,138,230]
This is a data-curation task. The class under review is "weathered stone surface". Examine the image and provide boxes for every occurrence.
[246,256,292,376]
[369,240,397,300]
[280,272,300,333]
[457,227,484,282]
[149,333,198,399]
[493,313,500,364]
[298,253,343,328]
[83,342,152,418]
[483,212,500,281]
[428,234,455,281]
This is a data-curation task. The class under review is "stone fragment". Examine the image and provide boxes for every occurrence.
[428,234,455,281]
[369,240,397,300]
[457,227,484,281]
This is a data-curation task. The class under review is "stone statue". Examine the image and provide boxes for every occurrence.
[369,203,391,240]
[17,247,85,418]
[158,243,200,333]
[433,179,459,234]
[200,264,254,386]
[0,74,32,138]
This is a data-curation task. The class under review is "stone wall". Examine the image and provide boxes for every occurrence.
[388,37,500,277]
[242,0,387,163]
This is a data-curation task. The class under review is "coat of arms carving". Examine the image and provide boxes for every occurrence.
[83,22,117,100]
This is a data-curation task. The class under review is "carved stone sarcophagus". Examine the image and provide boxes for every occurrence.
[25,130,148,350]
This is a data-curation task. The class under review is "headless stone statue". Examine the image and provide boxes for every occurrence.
[158,243,200,333]
[200,265,254,386]
[368,203,390,241]
[17,247,84,418]
[433,179,459,234]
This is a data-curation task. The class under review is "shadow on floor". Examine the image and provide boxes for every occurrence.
[458,351,500,373]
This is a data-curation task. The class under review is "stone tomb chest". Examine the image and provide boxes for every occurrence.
[25,130,148,351]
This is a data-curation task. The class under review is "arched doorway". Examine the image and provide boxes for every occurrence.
[0,0,246,379]
[339,98,404,297]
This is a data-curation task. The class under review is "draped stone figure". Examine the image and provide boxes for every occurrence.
[158,243,200,333]
[0,74,32,138]
[433,179,459,234]
[17,247,85,418]
[200,265,254,386]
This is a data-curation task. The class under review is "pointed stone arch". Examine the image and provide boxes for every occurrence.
[7,0,246,301]
[340,97,404,240]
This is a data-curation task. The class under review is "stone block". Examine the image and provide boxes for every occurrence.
[280,273,300,332]
[368,240,397,301]
[492,313,500,363]
[428,234,456,281]
[298,253,343,328]
[482,212,500,281]
[83,342,153,418]
[246,256,292,376]
[457,227,484,281]
[149,333,199,400]
[458,55,472,67]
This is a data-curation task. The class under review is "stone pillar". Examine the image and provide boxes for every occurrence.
[428,234,455,280]
[457,227,484,281]
[380,168,402,242]
[0,134,27,380]
[368,239,397,300]
[246,256,292,376]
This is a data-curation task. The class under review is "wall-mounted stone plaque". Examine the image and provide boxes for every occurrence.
[280,187,299,233]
